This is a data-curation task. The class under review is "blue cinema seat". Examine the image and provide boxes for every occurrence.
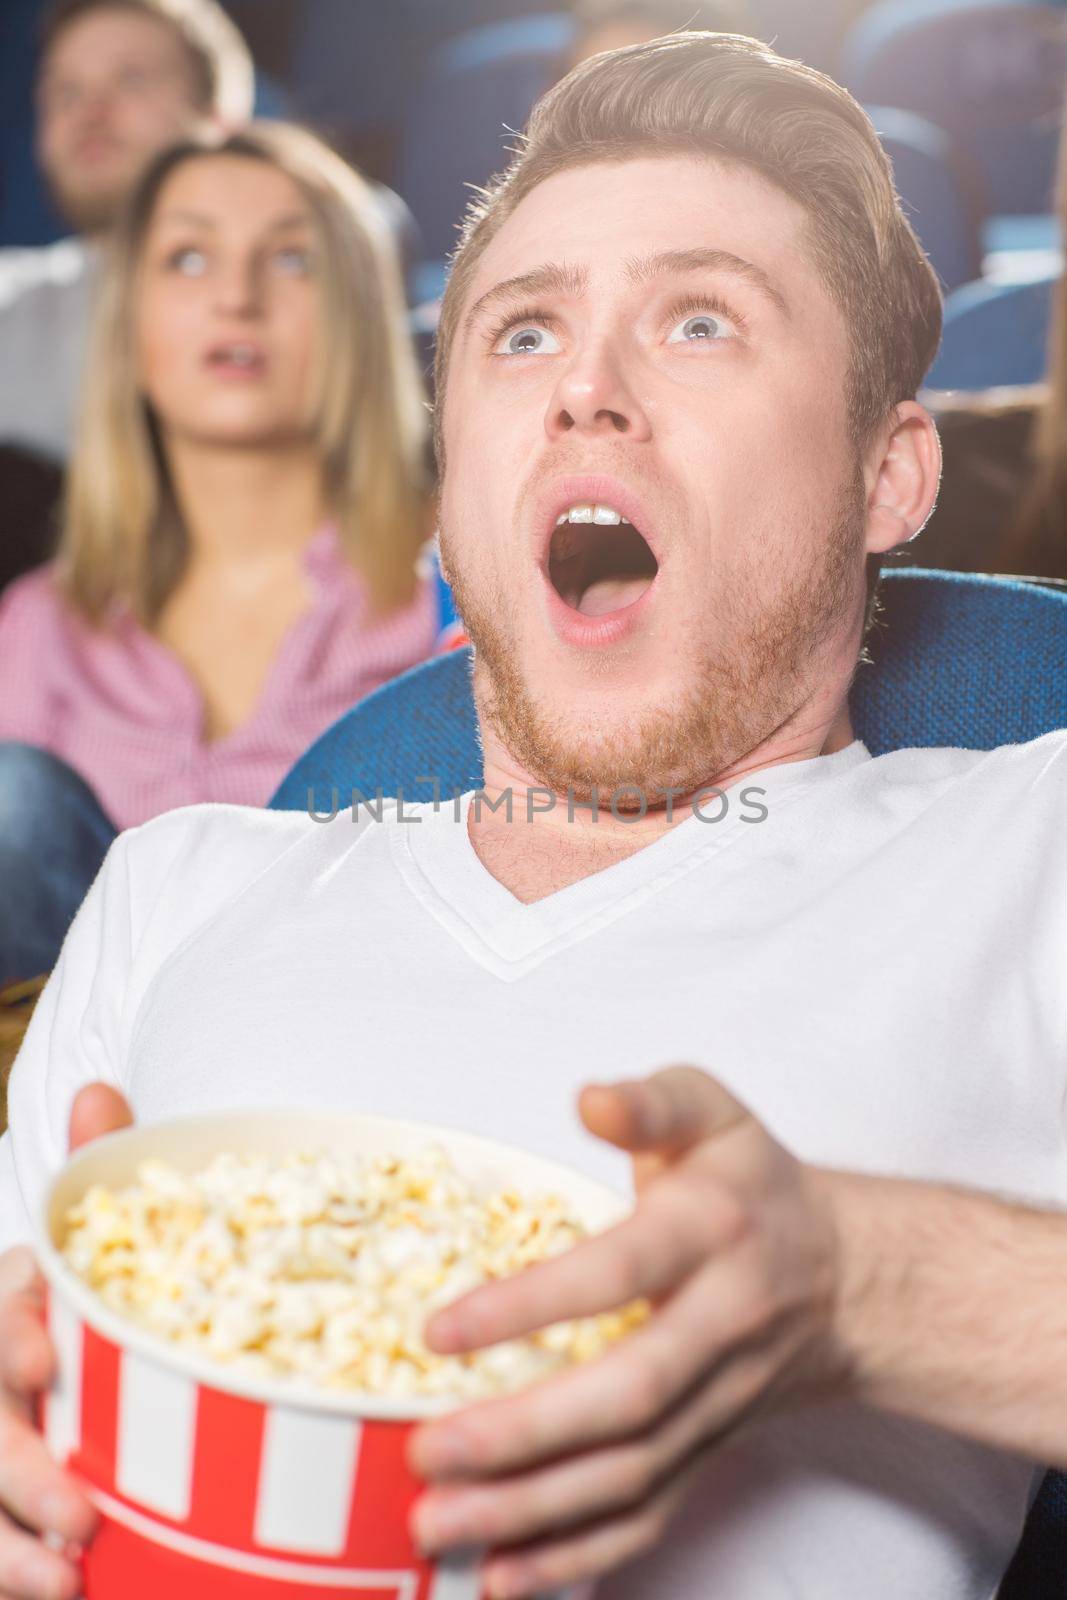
[396,12,576,264]
[925,269,1055,389]
[269,567,1067,1595]
[269,567,1067,807]
[868,106,983,290]
[841,0,1067,221]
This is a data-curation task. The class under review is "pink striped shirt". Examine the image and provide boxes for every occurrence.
[0,524,439,829]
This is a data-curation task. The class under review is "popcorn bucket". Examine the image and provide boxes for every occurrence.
[35,1111,625,1600]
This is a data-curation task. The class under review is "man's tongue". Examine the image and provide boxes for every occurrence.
[577,575,652,616]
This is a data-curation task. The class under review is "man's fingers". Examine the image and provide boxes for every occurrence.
[67,1084,133,1153]
[478,1467,695,1600]
[415,1380,707,1554]
[414,1283,718,1481]
[0,1299,53,1403]
[426,1167,745,1355]
[0,1249,98,1595]
[0,1508,85,1600]
[0,1411,97,1548]
[579,1066,750,1157]
[414,1437,646,1554]
[414,1246,780,1483]
[415,1317,773,1559]
[0,1250,41,1300]
[0,1253,52,1400]
[416,1280,769,1553]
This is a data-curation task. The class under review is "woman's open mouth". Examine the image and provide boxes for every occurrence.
[548,503,659,617]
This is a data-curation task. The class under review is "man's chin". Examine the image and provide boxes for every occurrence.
[48,172,136,234]
[475,658,741,806]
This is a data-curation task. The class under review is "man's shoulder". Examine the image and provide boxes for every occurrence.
[0,237,90,313]
[882,729,1067,772]
[123,801,339,884]
[862,730,1067,810]
[113,800,399,987]
[120,798,395,907]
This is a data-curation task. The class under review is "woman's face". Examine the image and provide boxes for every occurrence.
[135,155,322,450]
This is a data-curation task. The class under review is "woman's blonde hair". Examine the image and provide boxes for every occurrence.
[59,121,430,624]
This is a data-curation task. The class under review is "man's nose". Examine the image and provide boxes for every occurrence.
[76,85,116,127]
[544,341,652,442]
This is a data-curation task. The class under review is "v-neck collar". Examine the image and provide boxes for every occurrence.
[390,741,873,978]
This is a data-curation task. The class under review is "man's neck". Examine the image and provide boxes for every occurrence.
[468,703,856,905]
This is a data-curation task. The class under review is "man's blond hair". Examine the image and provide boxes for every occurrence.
[434,31,943,462]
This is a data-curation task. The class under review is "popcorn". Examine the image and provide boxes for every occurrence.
[59,1146,647,1400]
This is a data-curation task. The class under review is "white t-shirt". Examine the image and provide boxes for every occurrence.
[5,733,1067,1598]
[0,238,98,462]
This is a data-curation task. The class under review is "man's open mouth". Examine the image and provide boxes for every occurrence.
[548,502,659,617]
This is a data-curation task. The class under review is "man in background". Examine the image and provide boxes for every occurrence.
[0,0,254,463]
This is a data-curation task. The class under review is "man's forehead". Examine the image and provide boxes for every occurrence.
[465,155,812,309]
[43,6,183,73]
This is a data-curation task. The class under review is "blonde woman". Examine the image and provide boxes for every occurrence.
[0,121,439,981]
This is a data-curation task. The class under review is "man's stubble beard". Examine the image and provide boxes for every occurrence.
[440,471,867,810]
[47,164,136,234]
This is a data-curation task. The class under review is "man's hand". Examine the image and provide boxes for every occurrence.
[408,1067,852,1599]
[0,1084,131,1599]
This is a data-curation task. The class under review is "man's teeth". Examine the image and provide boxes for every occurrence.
[555,503,631,526]
[217,345,258,365]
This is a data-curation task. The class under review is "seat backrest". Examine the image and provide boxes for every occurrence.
[395,12,575,262]
[270,567,1067,811]
[868,106,983,290]
[925,270,1055,389]
[842,1,1067,217]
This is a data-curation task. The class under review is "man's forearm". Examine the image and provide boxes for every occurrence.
[827,1169,1067,1465]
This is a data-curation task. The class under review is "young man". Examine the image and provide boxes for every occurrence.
[0,0,253,462]
[1,31,1065,1600]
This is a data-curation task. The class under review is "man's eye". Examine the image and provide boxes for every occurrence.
[666,312,736,345]
[495,325,561,356]
[167,247,208,277]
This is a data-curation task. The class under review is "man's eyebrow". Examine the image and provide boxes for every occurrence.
[462,249,789,335]
[625,248,791,318]
[464,262,589,334]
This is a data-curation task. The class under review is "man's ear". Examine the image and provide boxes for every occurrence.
[863,401,942,556]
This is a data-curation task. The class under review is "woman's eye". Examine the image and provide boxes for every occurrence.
[168,247,208,277]
[274,247,312,277]
[667,312,736,345]
[495,325,561,356]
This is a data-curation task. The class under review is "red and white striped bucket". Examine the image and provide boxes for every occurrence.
[36,1112,621,1600]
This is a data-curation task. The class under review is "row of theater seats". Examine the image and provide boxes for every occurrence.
[392,0,1067,394]
[4,0,1064,396]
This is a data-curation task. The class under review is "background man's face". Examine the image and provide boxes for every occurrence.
[37,5,205,233]
[439,154,873,803]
